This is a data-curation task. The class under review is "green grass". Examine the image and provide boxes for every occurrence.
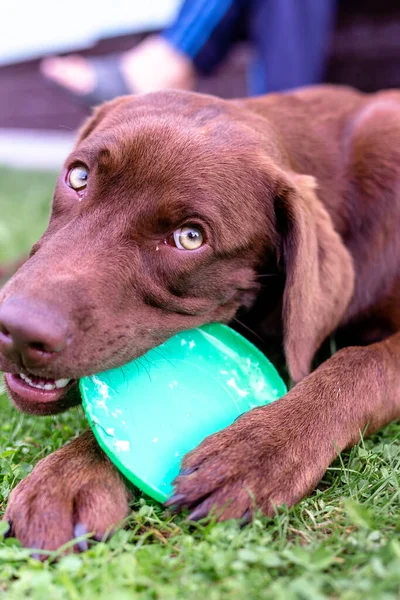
[0,167,55,263]
[1,167,400,599]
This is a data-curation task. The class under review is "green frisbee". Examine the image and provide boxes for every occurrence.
[80,324,286,504]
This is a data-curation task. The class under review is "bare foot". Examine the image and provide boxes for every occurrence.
[41,36,195,99]
[41,55,97,96]
[120,36,196,93]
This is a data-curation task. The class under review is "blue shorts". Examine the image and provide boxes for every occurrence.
[163,0,337,95]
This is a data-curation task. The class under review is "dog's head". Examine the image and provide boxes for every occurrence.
[0,91,354,414]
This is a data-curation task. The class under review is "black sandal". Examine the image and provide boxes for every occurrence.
[44,54,132,106]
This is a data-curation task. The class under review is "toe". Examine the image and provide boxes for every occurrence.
[74,481,130,542]
[40,56,96,95]
[5,495,74,553]
[187,496,217,522]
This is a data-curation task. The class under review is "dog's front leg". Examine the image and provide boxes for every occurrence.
[3,430,131,554]
[169,333,400,521]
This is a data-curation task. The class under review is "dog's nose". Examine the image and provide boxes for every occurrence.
[0,296,68,368]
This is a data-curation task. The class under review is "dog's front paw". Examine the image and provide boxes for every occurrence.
[3,430,130,554]
[168,391,332,521]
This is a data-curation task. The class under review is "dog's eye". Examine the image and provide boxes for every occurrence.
[67,166,89,191]
[171,226,204,250]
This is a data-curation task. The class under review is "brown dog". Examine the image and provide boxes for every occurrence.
[1,85,400,551]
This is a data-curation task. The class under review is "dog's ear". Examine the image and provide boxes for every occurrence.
[275,172,354,382]
[75,96,133,144]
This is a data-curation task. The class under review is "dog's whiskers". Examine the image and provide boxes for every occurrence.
[151,347,176,369]
[232,317,264,345]
[135,357,152,382]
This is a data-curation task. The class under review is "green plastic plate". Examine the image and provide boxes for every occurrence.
[80,324,286,503]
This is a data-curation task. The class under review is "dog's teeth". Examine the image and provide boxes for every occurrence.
[20,373,33,385]
[19,374,71,391]
[55,378,71,389]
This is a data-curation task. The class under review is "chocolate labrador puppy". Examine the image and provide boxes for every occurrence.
[1,86,400,551]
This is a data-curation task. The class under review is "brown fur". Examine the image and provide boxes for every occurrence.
[1,85,400,550]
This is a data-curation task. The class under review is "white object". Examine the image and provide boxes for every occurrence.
[0,0,182,66]
[0,129,75,169]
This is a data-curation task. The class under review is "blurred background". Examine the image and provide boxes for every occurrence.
[1,0,400,273]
